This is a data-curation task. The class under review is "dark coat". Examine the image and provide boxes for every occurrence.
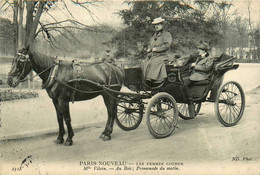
[190,56,214,81]
[142,30,172,82]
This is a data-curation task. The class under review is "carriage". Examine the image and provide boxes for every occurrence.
[8,47,245,144]
[114,53,245,138]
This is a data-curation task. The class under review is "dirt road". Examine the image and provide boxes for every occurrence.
[1,63,260,175]
[0,91,259,175]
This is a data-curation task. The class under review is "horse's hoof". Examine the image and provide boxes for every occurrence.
[55,138,64,144]
[64,141,73,146]
[102,135,111,141]
[99,134,105,139]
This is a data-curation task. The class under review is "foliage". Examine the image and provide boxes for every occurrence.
[113,1,223,58]
[0,18,15,55]
[34,24,118,58]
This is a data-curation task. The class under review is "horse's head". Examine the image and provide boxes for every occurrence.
[8,46,33,87]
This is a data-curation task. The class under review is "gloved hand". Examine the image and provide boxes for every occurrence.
[152,48,156,52]
[147,48,152,53]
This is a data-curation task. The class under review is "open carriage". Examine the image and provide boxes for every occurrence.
[8,47,245,143]
[115,53,245,138]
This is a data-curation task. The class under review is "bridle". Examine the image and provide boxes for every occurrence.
[8,52,32,81]
[9,52,56,83]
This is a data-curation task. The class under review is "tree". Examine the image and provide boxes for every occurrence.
[114,1,223,59]
[0,18,15,55]
[1,0,52,52]
[0,0,102,54]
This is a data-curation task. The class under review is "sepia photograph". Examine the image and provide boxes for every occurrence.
[0,0,259,174]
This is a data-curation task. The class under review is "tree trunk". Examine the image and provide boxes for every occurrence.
[13,0,18,53]
[27,1,46,47]
[25,1,34,46]
[247,2,257,60]
[18,0,24,49]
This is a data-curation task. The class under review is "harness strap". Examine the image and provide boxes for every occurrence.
[102,62,122,87]
[42,64,58,89]
[47,61,122,96]
[68,78,121,88]
[71,60,82,103]
[42,57,61,89]
[55,78,103,94]
[19,64,56,83]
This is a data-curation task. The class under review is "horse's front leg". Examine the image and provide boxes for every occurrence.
[58,99,74,146]
[100,94,117,141]
[52,99,65,144]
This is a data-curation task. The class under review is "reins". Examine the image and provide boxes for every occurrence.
[19,64,56,83]
[59,78,121,94]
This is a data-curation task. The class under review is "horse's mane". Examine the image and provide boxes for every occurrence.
[30,51,55,69]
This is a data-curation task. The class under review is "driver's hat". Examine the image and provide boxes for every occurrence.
[152,17,165,24]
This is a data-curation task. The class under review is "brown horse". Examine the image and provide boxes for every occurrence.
[8,46,124,146]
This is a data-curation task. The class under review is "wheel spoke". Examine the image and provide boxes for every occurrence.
[230,107,237,121]
[124,114,129,126]
[228,107,232,123]
[127,115,131,127]
[161,119,168,133]
[130,114,138,122]
[163,118,171,129]
[118,111,126,119]
[233,104,240,115]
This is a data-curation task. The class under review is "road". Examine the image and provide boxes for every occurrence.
[1,91,260,175]
[0,63,260,175]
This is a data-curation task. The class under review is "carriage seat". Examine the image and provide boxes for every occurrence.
[191,53,234,87]
[214,53,234,71]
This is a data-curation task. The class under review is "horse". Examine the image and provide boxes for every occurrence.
[8,46,124,146]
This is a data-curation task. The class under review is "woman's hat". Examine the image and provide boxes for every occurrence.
[197,42,210,50]
[152,17,165,24]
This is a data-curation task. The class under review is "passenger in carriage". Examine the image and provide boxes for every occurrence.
[183,42,214,86]
[142,17,173,86]
[183,42,222,101]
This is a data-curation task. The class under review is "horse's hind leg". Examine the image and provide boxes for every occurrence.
[52,99,65,144]
[58,99,74,146]
[100,94,117,141]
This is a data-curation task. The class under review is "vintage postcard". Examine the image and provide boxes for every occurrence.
[0,0,259,174]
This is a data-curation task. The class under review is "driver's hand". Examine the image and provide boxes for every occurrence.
[191,63,196,67]
[147,48,152,53]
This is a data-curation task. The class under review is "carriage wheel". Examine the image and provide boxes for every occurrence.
[178,102,201,120]
[146,92,178,139]
[215,81,245,127]
[116,101,144,131]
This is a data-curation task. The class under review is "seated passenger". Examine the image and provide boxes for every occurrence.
[141,17,173,87]
[183,42,214,87]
